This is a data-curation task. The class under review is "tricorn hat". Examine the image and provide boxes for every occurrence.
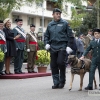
[15,18,23,22]
[30,24,35,27]
[0,20,3,23]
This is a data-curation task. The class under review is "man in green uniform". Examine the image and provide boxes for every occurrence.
[13,19,26,74]
[26,24,37,73]
[80,29,100,90]
[0,20,7,75]
[44,8,74,89]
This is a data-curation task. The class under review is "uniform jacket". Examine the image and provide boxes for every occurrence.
[26,31,37,51]
[84,34,93,49]
[44,18,73,51]
[76,38,84,53]
[0,30,6,53]
[83,39,100,63]
[13,26,26,50]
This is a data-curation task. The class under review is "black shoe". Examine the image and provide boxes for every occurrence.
[52,84,59,89]
[28,71,33,73]
[59,83,65,88]
[85,86,93,90]
[32,71,37,73]
[5,71,10,75]
[15,72,21,74]
[19,71,25,74]
[9,72,13,75]
[0,72,5,75]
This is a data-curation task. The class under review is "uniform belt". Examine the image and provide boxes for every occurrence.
[29,41,38,50]
[29,41,37,44]
[0,40,6,44]
[16,39,26,42]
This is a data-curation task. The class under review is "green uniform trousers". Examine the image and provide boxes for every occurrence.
[88,63,100,87]
[14,49,24,72]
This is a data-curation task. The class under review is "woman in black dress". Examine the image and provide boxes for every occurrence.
[3,18,18,74]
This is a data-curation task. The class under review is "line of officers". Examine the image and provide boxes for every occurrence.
[0,18,37,75]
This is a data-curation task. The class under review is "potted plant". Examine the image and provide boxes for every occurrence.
[35,50,50,73]
[0,49,4,62]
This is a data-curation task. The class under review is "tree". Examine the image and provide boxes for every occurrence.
[0,0,34,20]
[69,9,85,35]
[65,0,87,7]
[79,8,97,34]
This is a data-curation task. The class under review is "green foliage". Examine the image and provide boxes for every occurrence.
[37,40,45,50]
[79,8,97,34]
[69,9,85,31]
[35,50,50,67]
[0,49,4,62]
[65,0,87,7]
[0,0,34,20]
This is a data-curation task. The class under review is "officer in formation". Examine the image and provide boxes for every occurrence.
[0,20,7,75]
[44,8,74,89]
[26,24,37,73]
[13,19,26,74]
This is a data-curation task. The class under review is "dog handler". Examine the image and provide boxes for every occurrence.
[44,8,74,89]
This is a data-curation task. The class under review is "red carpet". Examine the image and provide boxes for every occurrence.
[0,73,51,79]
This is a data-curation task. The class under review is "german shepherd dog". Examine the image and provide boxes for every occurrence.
[67,55,97,91]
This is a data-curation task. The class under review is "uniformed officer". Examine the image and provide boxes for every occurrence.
[13,19,26,74]
[80,28,100,90]
[0,20,7,75]
[44,8,74,89]
[26,24,37,73]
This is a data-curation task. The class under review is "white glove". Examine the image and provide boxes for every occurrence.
[66,47,73,54]
[4,49,7,53]
[16,48,18,51]
[27,49,30,52]
[45,44,50,50]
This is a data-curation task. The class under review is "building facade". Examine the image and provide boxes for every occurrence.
[10,0,87,40]
[10,0,73,35]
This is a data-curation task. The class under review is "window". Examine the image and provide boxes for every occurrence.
[48,19,52,24]
[12,15,19,23]
[36,2,43,7]
[27,17,34,25]
[27,3,32,7]
[46,1,61,11]
[40,19,45,27]
[65,5,68,12]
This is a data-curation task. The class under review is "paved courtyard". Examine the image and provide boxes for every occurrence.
[0,64,100,100]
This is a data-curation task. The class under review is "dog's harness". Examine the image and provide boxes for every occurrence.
[71,60,85,74]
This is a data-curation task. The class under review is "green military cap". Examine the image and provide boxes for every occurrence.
[0,20,3,23]
[93,28,100,35]
[93,28,100,33]
[53,8,62,13]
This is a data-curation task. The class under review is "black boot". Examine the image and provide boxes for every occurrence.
[52,74,59,89]
[59,69,66,88]
[85,86,93,90]
[59,83,65,88]
[52,84,59,89]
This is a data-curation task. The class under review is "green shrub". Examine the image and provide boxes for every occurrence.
[38,40,45,50]
[35,50,50,67]
[0,49,4,62]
